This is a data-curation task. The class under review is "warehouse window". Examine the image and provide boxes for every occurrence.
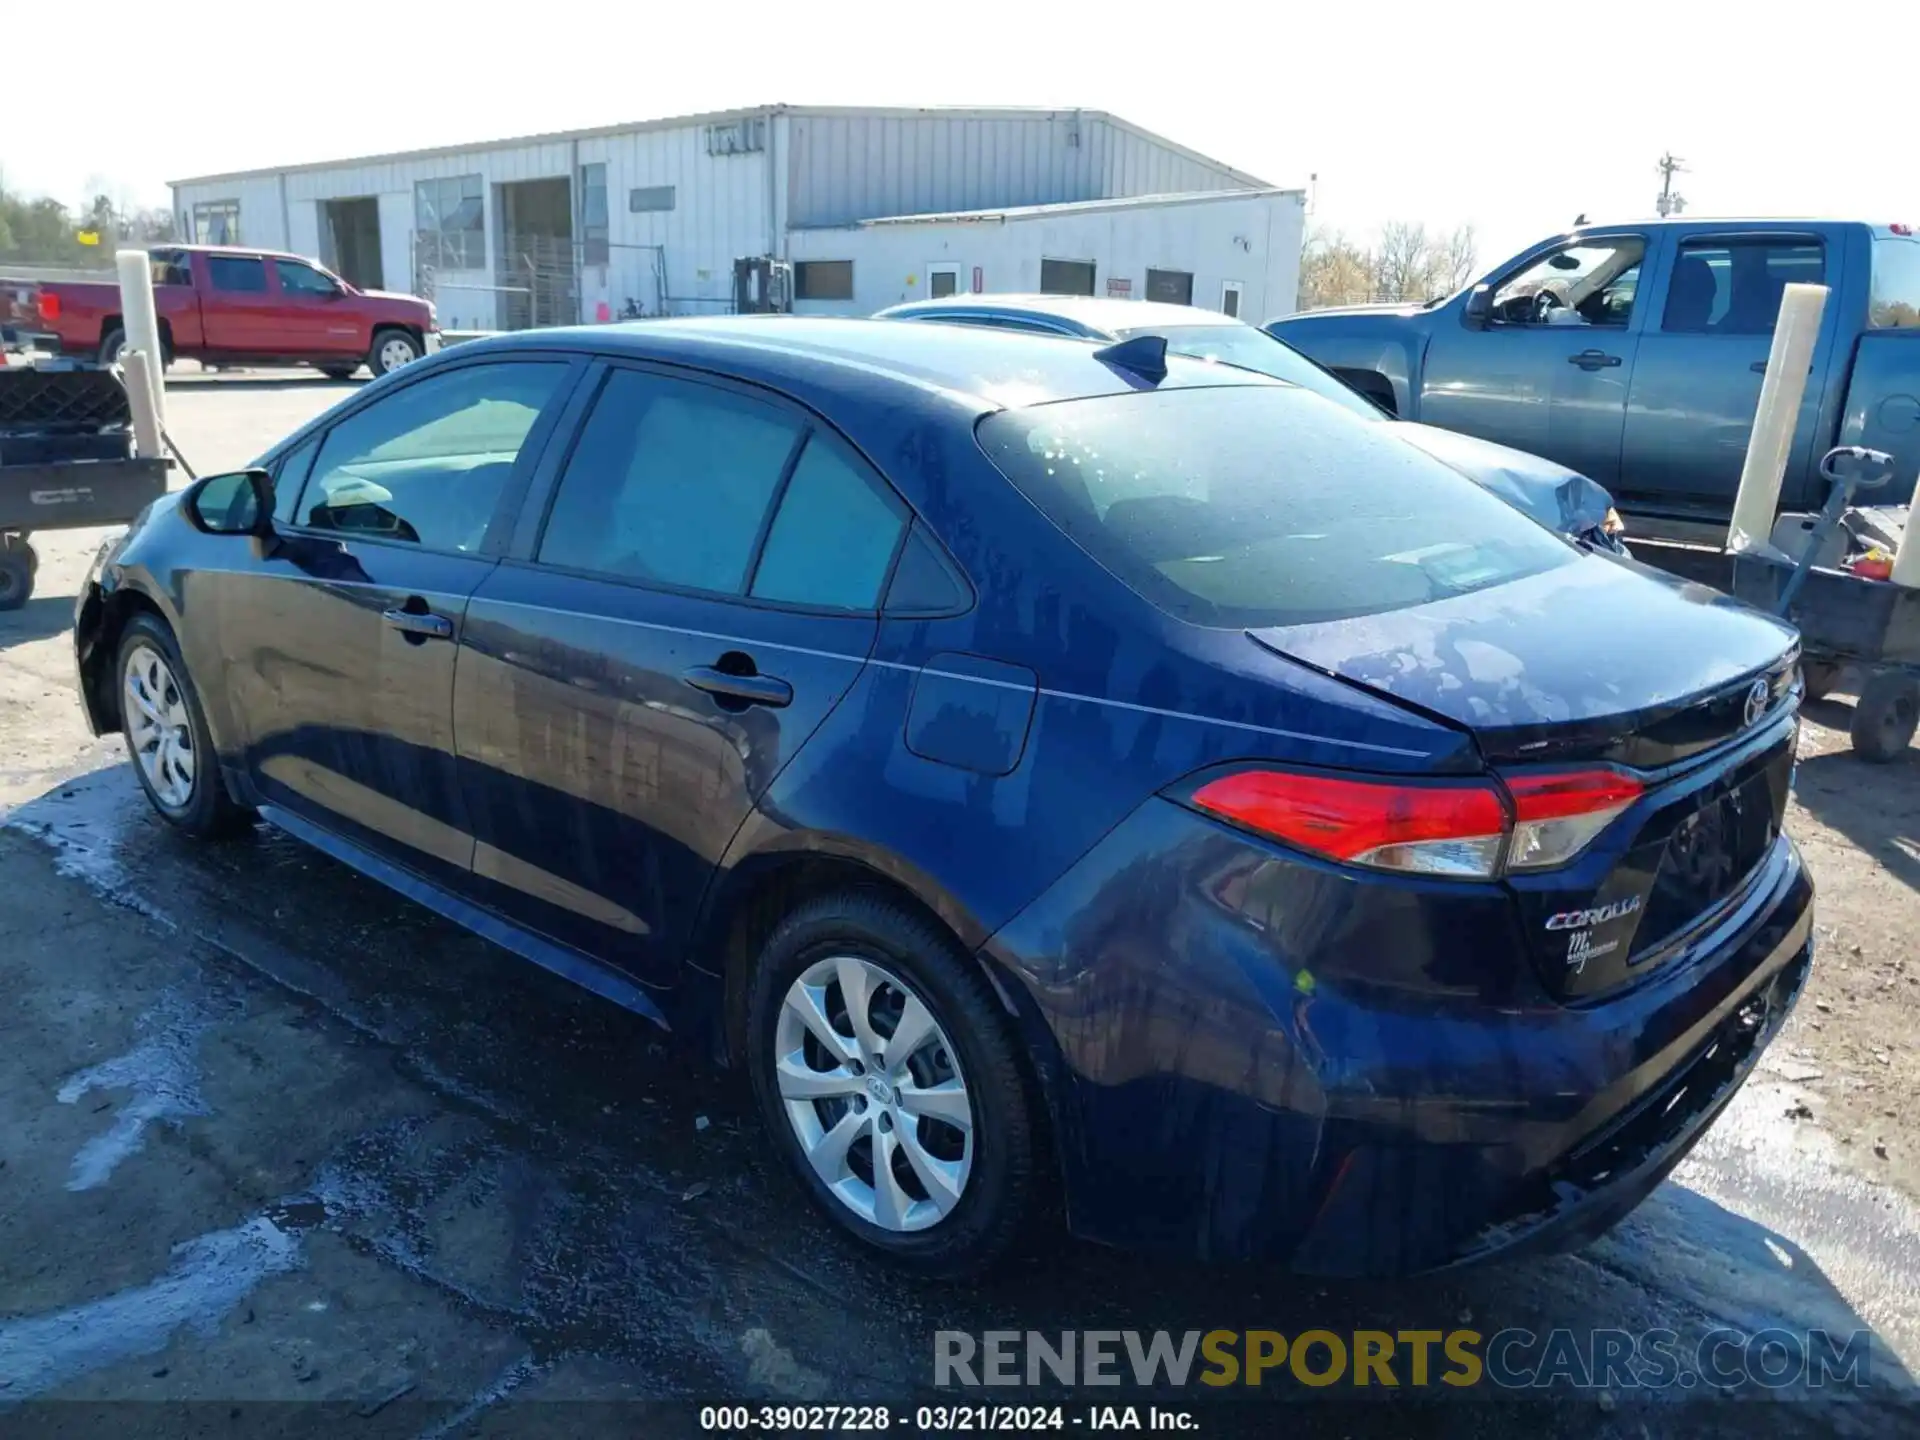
[794,261,854,302]
[414,175,485,271]
[629,186,676,214]
[191,200,240,245]
[1146,269,1193,305]
[579,163,609,266]
[1040,259,1096,297]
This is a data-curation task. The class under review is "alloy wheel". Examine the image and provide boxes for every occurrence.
[123,644,195,809]
[379,337,418,372]
[774,954,975,1232]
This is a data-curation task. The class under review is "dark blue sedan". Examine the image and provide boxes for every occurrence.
[73,318,1813,1277]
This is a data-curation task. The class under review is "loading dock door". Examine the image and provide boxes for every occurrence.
[1040,259,1096,296]
[321,197,384,290]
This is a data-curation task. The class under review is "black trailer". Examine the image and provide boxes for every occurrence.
[0,359,169,609]
[1633,447,1920,763]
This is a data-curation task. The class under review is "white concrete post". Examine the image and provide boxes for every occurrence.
[1726,282,1828,556]
[114,249,166,432]
[1888,474,1920,588]
[120,349,163,461]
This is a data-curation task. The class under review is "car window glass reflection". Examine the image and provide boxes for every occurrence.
[297,362,564,551]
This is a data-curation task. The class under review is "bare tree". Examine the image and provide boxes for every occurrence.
[1294,220,1480,310]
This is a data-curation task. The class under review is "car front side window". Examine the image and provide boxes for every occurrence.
[1490,238,1646,328]
[296,362,566,551]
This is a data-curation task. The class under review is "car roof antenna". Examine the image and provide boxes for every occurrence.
[1092,334,1168,385]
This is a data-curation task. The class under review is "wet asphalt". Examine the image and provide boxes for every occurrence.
[0,376,1917,1437]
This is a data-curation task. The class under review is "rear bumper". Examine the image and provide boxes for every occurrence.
[982,801,1813,1273]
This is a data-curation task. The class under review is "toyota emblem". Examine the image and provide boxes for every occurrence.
[1743,678,1769,728]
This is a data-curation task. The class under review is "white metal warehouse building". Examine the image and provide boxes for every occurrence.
[169,105,1303,331]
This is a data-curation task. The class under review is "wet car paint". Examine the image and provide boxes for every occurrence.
[71,320,1810,1272]
[1,769,1915,1431]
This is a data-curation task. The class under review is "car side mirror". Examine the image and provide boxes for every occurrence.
[183,468,275,538]
[1463,285,1493,330]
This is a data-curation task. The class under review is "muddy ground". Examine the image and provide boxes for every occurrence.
[0,372,1917,1436]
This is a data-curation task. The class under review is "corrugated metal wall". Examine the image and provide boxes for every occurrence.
[785,112,1253,228]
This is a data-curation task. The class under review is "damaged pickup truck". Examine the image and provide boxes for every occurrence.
[1268,220,1920,538]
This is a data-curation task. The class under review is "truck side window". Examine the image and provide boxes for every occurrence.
[207,257,268,294]
[1490,239,1644,328]
[1662,239,1825,336]
[148,250,190,287]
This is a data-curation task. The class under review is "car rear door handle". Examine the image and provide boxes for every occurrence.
[381,606,453,640]
[1567,349,1622,370]
[683,665,793,709]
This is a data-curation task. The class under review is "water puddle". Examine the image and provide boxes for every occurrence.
[56,990,213,1192]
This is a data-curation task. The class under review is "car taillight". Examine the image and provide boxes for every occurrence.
[1186,765,1642,880]
[1503,768,1642,872]
[36,291,59,322]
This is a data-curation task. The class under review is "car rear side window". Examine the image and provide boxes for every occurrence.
[750,436,906,610]
[976,386,1574,628]
[207,256,267,293]
[1871,236,1920,328]
[539,369,804,594]
[297,362,565,551]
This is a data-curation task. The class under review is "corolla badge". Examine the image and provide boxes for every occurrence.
[1544,895,1643,931]
[1744,678,1770,728]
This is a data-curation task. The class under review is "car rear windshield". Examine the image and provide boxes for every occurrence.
[976,385,1575,628]
[1870,235,1920,328]
[1112,323,1385,421]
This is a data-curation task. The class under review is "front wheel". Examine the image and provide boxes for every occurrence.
[745,892,1044,1276]
[368,329,423,377]
[116,614,253,837]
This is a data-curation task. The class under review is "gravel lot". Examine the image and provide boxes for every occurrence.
[1,372,1917,1435]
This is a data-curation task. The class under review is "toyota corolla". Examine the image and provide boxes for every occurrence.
[73,318,1812,1277]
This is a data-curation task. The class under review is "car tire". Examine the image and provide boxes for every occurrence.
[745,890,1043,1277]
[1850,672,1919,763]
[116,613,253,838]
[99,328,126,366]
[0,547,32,611]
[368,328,423,377]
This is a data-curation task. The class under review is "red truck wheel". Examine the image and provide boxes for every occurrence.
[369,329,423,377]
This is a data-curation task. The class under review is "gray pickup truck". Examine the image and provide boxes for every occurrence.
[1268,220,1920,534]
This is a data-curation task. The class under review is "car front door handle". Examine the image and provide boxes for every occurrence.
[381,606,454,640]
[1567,349,1623,370]
[682,665,793,709]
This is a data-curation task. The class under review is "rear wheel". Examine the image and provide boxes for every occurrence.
[0,546,32,611]
[745,891,1042,1276]
[116,614,253,837]
[368,328,423,377]
[1801,660,1843,702]
[99,328,126,366]
[1850,671,1919,763]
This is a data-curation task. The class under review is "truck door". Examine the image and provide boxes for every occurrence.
[1619,231,1842,520]
[1419,230,1653,486]
[198,253,278,354]
[269,257,365,359]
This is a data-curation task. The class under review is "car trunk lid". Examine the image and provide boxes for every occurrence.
[1250,555,1800,999]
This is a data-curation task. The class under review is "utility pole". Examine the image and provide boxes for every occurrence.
[1655,153,1688,217]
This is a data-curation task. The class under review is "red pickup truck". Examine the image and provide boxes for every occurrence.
[25,245,437,378]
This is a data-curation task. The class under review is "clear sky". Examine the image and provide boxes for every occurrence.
[9,0,1912,274]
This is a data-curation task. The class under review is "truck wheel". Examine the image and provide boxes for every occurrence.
[1850,672,1919,763]
[0,549,34,611]
[99,328,126,366]
[1801,660,1844,702]
[368,329,423,377]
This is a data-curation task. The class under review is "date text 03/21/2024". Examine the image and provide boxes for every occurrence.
[698,1405,1197,1432]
